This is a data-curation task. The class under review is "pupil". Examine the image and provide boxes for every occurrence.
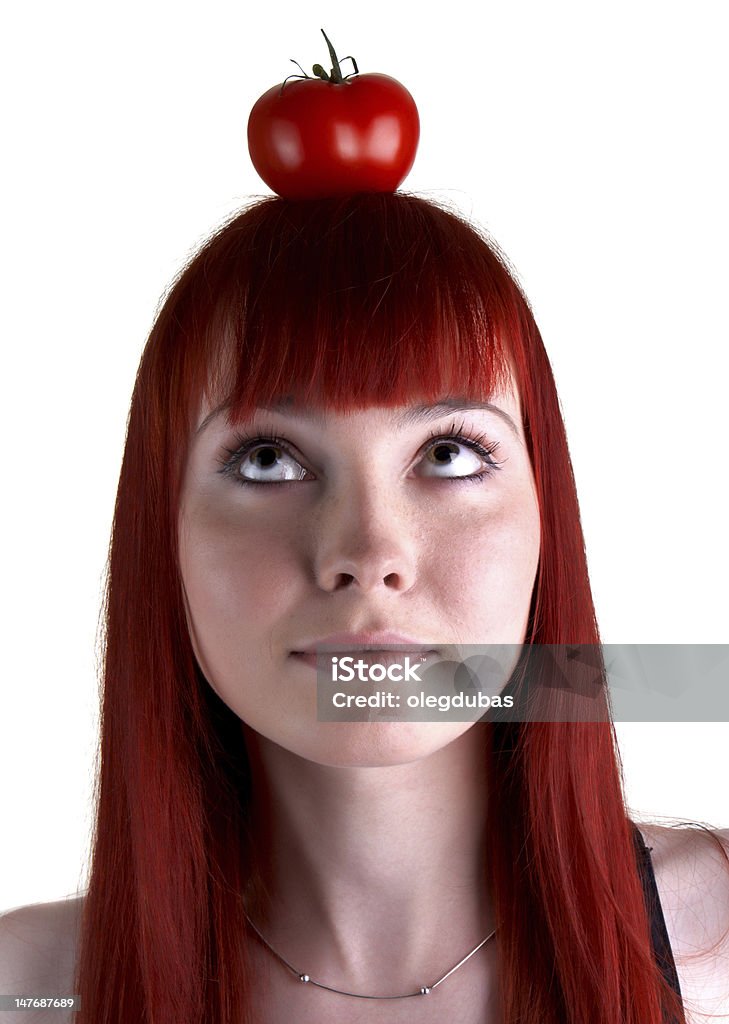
[434,443,454,464]
[256,447,277,468]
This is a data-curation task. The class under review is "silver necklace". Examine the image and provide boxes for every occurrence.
[244,911,497,999]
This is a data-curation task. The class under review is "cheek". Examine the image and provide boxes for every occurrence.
[178,502,295,672]
[431,484,540,636]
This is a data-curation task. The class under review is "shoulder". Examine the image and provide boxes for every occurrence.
[0,895,84,1023]
[638,822,729,1022]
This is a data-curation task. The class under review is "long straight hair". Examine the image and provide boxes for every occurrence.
[75,191,686,1023]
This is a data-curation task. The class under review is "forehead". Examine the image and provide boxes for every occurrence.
[195,388,524,439]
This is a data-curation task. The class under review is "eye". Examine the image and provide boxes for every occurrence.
[217,432,310,484]
[417,419,504,484]
[417,434,497,477]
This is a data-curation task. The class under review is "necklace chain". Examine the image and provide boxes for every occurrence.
[244,911,497,1000]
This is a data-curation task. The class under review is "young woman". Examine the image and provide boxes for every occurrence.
[1,191,727,1023]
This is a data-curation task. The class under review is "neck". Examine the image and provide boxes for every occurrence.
[242,724,493,992]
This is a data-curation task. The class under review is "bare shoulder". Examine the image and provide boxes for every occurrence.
[0,895,85,1024]
[638,822,729,1022]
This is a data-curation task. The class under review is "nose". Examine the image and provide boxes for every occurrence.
[312,485,418,593]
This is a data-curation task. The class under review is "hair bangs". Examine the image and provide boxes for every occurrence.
[178,192,524,432]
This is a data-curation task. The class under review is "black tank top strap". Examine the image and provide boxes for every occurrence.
[631,822,685,1022]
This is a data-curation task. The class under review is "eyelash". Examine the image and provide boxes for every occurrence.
[215,417,505,488]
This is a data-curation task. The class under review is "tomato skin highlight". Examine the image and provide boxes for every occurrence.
[247,73,420,199]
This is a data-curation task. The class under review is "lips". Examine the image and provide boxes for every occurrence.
[292,630,438,655]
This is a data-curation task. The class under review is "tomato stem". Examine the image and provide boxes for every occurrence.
[320,28,344,83]
[280,30,358,95]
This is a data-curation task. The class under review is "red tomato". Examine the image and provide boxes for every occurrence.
[247,53,419,200]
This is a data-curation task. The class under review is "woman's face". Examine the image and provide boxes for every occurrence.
[178,385,541,767]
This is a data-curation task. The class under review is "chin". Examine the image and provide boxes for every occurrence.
[274,720,476,769]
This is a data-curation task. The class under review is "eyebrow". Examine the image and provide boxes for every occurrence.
[197,396,522,440]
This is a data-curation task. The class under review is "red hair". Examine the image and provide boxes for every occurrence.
[75,191,686,1023]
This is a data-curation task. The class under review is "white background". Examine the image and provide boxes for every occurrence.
[1,1,727,913]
